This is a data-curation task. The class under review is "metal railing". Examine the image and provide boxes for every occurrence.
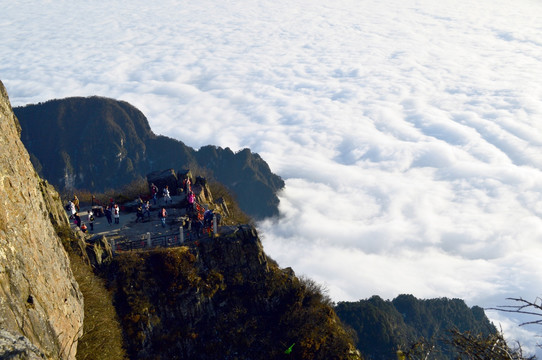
[110,214,220,252]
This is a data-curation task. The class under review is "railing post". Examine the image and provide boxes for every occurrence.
[110,238,116,253]
[147,232,151,248]
[180,225,184,244]
[213,214,218,236]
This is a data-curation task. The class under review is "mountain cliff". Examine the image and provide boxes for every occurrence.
[0,80,84,359]
[103,227,361,360]
[14,97,284,219]
[335,295,498,360]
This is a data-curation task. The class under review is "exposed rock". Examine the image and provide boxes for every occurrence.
[0,80,84,360]
[0,329,46,360]
[147,169,179,196]
[85,236,114,268]
[214,197,230,217]
[192,176,213,204]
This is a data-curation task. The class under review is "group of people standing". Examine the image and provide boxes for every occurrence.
[150,182,173,205]
[65,177,220,237]
[103,202,120,225]
[66,195,120,233]
[135,199,152,223]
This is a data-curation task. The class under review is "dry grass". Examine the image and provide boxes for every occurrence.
[208,180,253,225]
[69,251,127,360]
[61,177,149,206]
[55,224,127,360]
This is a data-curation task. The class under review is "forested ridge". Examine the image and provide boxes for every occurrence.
[335,294,497,360]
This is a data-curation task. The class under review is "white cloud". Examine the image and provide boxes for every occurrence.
[3,0,542,353]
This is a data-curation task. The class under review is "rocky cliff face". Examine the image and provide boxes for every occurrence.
[0,81,84,359]
[104,226,361,360]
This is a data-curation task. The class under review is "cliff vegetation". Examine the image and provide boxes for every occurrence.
[101,230,361,360]
[336,295,498,360]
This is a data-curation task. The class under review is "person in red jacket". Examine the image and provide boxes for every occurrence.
[159,207,167,228]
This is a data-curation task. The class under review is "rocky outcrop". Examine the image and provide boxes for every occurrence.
[0,81,84,359]
[147,169,180,196]
[85,236,114,268]
[192,176,213,205]
[104,226,361,360]
[0,329,46,360]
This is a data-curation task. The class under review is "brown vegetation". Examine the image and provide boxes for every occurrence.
[105,240,360,360]
[55,224,127,360]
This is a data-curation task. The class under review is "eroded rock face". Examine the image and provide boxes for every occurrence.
[0,329,46,360]
[0,81,84,360]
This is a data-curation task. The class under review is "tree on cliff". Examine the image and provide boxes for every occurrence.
[335,295,498,360]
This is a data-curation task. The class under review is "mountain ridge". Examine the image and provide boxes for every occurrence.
[14,96,284,219]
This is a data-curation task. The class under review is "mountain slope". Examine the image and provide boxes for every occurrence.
[335,294,497,360]
[103,228,362,360]
[14,96,284,219]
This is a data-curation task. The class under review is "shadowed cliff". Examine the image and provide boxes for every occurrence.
[101,227,361,360]
[336,295,498,360]
[14,97,284,219]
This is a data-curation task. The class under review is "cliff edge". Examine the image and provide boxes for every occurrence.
[104,227,361,360]
[0,81,84,359]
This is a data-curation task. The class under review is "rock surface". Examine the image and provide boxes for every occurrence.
[0,81,84,360]
[0,329,46,360]
[147,169,180,196]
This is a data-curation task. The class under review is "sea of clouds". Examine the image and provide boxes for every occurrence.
[3,0,542,353]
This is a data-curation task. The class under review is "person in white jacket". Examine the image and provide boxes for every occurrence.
[87,210,94,231]
[113,204,120,224]
[162,185,171,204]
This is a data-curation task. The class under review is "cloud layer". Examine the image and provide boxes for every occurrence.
[3,0,542,353]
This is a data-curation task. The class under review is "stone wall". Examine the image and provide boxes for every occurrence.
[0,80,84,360]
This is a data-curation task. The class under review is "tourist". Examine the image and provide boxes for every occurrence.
[192,214,202,238]
[162,185,171,204]
[113,204,120,224]
[135,205,144,223]
[150,183,158,205]
[104,206,112,225]
[187,191,195,212]
[159,207,167,228]
[73,212,81,228]
[182,177,191,193]
[143,201,151,219]
[68,200,76,219]
[73,195,80,212]
[203,209,213,228]
[87,210,94,231]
